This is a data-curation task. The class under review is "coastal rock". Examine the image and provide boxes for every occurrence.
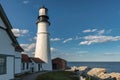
[108,72,120,80]
[71,66,78,71]
[85,68,117,80]
[78,66,91,77]
[87,68,106,76]
[78,66,89,71]
[87,72,116,80]
[97,72,120,80]
[71,66,120,80]
[97,72,112,80]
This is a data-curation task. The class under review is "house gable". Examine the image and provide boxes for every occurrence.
[0,4,23,53]
[0,17,6,28]
[30,57,44,63]
[0,4,23,80]
[22,54,31,63]
[0,29,15,55]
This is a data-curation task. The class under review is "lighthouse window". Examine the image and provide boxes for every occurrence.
[0,55,6,74]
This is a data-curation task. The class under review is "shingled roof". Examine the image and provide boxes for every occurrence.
[30,57,44,63]
[22,54,31,62]
[52,57,67,62]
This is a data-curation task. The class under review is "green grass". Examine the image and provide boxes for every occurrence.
[36,71,79,80]
[86,77,91,80]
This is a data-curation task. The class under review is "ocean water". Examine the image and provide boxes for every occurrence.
[68,62,120,73]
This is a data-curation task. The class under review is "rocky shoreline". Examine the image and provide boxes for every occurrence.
[71,66,120,80]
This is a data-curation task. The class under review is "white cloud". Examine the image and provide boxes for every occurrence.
[20,43,36,52]
[21,43,57,56]
[80,29,120,45]
[50,38,61,42]
[22,0,29,4]
[79,35,120,45]
[104,53,114,55]
[104,53,120,56]
[75,36,81,40]
[12,28,29,37]
[29,36,37,41]
[80,41,91,45]
[98,29,105,35]
[83,29,97,33]
[33,36,37,40]
[83,29,106,35]
[50,47,57,53]
[20,43,36,56]
[30,37,61,42]
[63,38,73,43]
[77,51,88,54]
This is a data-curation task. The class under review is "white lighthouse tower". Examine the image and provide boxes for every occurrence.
[35,6,52,70]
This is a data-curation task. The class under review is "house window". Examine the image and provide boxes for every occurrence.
[26,63,29,69]
[0,55,6,74]
[22,63,25,70]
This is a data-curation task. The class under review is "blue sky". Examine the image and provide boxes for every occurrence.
[1,0,120,61]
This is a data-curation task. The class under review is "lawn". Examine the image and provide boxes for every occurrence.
[36,71,79,80]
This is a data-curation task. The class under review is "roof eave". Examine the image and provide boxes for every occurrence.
[0,4,24,52]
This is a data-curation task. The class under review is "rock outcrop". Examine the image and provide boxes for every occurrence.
[87,68,106,76]
[108,72,120,80]
[71,66,120,80]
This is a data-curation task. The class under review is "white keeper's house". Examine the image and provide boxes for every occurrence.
[30,57,44,72]
[21,54,31,74]
[0,4,23,80]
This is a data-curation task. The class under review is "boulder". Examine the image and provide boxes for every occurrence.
[87,68,106,76]
[87,68,117,80]
[97,72,112,80]
[108,72,120,80]
[72,66,120,80]
[78,66,91,77]
[71,66,78,71]
[78,66,88,71]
